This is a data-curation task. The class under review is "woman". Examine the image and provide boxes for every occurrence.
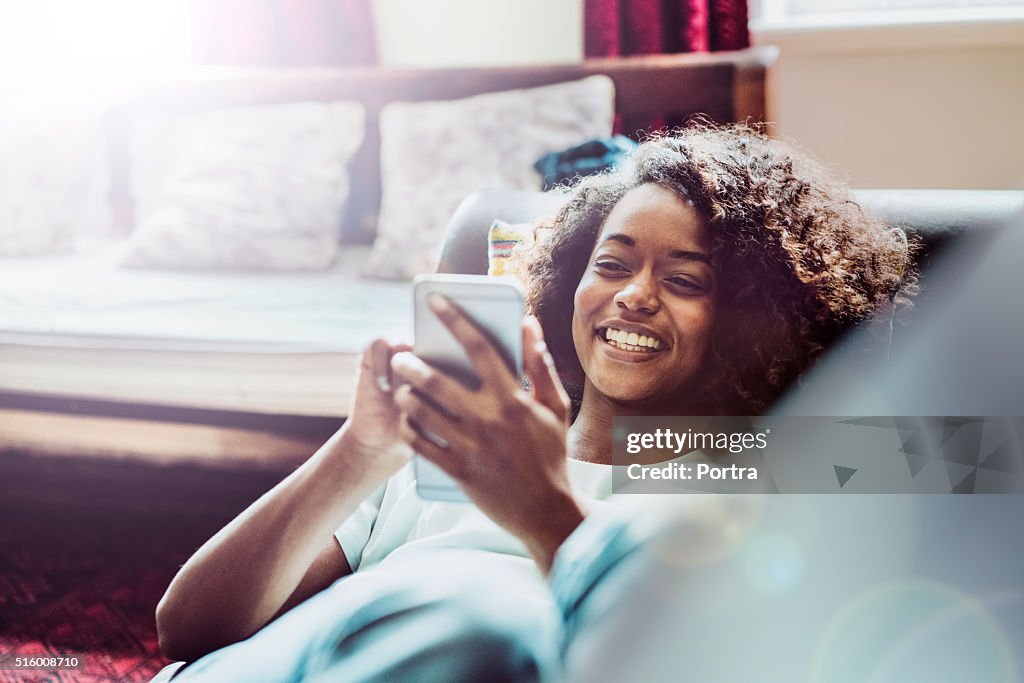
[154,125,913,681]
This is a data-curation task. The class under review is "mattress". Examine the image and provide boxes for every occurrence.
[0,242,413,417]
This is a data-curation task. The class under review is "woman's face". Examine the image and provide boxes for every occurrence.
[571,183,717,409]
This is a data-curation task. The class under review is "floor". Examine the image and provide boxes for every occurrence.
[0,448,289,683]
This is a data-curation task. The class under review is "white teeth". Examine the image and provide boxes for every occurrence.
[602,327,662,351]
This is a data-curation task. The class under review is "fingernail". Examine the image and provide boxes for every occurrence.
[377,374,391,392]
[391,352,428,378]
[427,293,450,313]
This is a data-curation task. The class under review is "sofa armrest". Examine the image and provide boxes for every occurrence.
[853,189,1024,268]
[436,188,569,275]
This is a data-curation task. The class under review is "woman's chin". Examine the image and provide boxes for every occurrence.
[586,373,698,413]
[592,382,665,410]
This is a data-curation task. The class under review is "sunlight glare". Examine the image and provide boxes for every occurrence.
[0,1,191,72]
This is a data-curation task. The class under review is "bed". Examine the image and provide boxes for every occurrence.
[0,49,777,465]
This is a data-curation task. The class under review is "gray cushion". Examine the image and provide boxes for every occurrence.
[437,187,1024,278]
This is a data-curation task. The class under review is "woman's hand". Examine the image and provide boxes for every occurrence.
[390,296,587,572]
[342,338,415,480]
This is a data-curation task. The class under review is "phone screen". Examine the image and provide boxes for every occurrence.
[412,275,524,502]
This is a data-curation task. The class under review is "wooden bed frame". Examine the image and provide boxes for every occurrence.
[3,49,776,468]
[104,48,777,242]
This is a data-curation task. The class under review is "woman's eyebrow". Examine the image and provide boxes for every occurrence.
[667,249,713,265]
[600,233,712,265]
[599,233,636,248]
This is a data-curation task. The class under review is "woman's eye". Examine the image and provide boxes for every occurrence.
[667,276,703,292]
[594,260,628,275]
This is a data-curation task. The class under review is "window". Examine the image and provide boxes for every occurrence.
[751,0,1024,24]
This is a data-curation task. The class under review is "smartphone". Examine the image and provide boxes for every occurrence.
[412,274,525,502]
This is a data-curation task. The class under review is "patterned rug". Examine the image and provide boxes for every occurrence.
[0,451,287,683]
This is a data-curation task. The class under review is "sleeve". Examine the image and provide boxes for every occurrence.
[334,480,388,572]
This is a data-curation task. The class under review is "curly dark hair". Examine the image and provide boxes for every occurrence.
[526,124,917,415]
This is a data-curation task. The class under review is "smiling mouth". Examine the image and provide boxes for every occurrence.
[599,327,664,353]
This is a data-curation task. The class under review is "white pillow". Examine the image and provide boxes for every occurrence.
[121,101,365,270]
[0,100,108,255]
[365,76,615,279]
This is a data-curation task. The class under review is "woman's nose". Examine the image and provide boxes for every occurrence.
[613,276,660,314]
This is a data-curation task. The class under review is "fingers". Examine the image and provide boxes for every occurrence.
[523,317,571,425]
[398,414,467,480]
[427,294,519,392]
[390,351,469,417]
[369,339,393,392]
[393,384,476,456]
[367,339,413,393]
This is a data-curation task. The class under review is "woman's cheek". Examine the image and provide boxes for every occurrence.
[571,276,600,354]
[683,301,717,370]
[573,271,599,311]
[667,299,715,362]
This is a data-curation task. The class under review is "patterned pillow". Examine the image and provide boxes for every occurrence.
[121,101,365,270]
[366,76,615,280]
[487,218,557,287]
[487,219,533,277]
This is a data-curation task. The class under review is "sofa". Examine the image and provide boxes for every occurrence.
[0,49,778,466]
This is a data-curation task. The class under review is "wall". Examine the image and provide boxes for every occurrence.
[373,0,583,67]
[753,17,1024,189]
[374,2,1023,189]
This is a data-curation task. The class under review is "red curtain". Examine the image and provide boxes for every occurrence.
[585,0,749,57]
[190,0,377,66]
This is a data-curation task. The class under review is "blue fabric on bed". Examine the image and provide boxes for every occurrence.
[533,135,637,191]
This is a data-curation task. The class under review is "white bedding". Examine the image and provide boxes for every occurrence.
[0,242,414,417]
[0,241,412,350]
